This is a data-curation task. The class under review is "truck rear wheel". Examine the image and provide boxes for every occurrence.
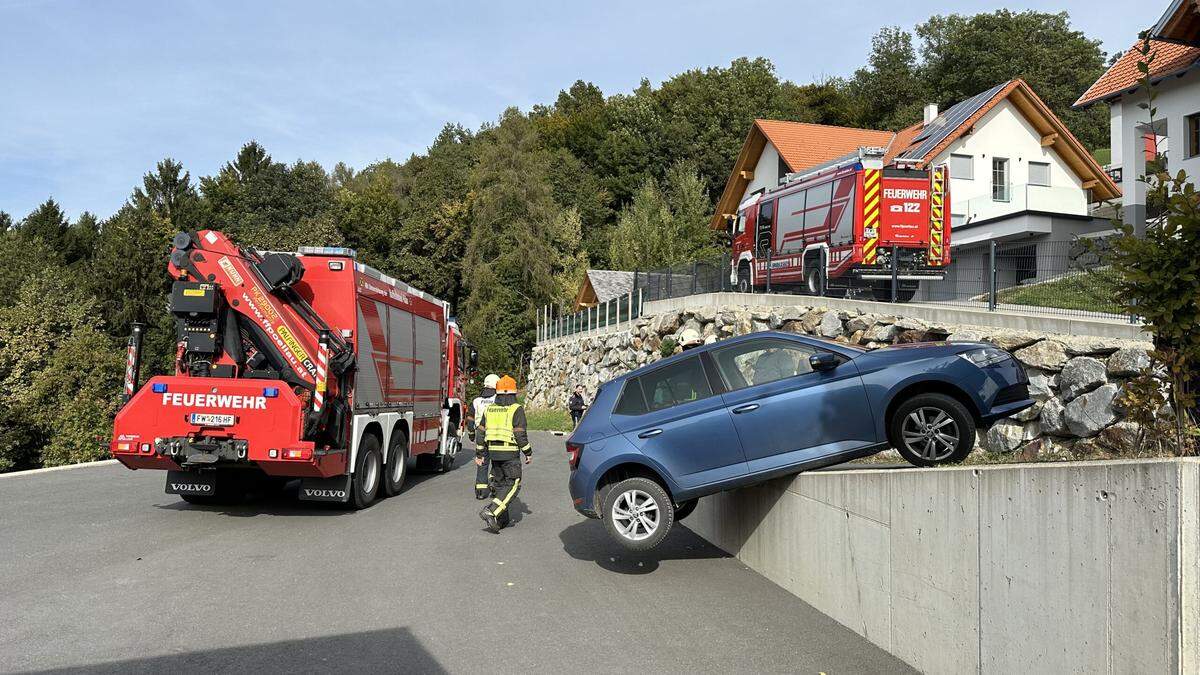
[736,264,751,293]
[351,434,383,509]
[382,429,408,498]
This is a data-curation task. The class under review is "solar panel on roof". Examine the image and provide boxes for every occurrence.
[900,81,1010,161]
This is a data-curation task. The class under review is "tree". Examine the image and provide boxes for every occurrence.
[850,27,929,130]
[65,211,99,265]
[19,198,70,253]
[461,110,587,374]
[0,212,12,232]
[608,162,720,270]
[0,270,120,470]
[200,141,339,250]
[132,158,206,230]
[915,10,1109,148]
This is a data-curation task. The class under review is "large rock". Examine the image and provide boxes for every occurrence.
[1065,383,1119,437]
[818,311,843,338]
[1027,369,1058,401]
[1010,400,1043,422]
[1107,346,1152,377]
[984,331,1041,351]
[947,329,985,343]
[864,322,900,343]
[800,309,824,334]
[1014,340,1068,371]
[984,420,1038,453]
[845,314,873,334]
[776,305,807,322]
[652,310,682,335]
[1099,421,1141,452]
[1059,356,1107,401]
[1040,397,1070,436]
[1060,335,1121,356]
[692,305,718,323]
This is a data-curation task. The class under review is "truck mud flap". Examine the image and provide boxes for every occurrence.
[165,470,217,496]
[298,475,351,503]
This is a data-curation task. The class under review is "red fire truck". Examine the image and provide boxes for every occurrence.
[729,147,950,302]
[110,230,476,508]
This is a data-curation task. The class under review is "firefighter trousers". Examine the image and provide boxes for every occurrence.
[480,454,522,527]
[475,449,492,499]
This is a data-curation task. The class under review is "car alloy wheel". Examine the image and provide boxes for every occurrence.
[611,489,660,541]
[901,407,960,461]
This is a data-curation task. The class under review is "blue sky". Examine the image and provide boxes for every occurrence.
[0,0,1149,220]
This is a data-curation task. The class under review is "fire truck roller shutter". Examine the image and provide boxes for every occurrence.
[413,315,441,420]
[388,306,415,409]
[354,299,387,408]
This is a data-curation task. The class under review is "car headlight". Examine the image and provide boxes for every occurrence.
[958,347,1010,368]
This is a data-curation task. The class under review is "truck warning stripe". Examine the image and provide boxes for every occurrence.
[928,166,946,266]
[862,169,881,264]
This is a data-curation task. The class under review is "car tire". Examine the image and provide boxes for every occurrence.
[352,434,383,509]
[601,477,675,551]
[889,392,976,467]
[382,429,408,498]
[674,498,698,522]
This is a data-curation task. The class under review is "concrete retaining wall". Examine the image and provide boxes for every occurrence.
[684,458,1199,674]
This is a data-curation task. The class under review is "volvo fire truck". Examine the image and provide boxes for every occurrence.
[730,147,950,302]
[110,230,476,508]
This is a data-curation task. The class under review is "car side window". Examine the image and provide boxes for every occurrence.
[638,357,714,412]
[713,339,819,391]
[613,378,647,416]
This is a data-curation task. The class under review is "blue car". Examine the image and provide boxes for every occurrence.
[566,331,1033,550]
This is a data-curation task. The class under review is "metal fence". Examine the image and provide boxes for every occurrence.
[536,238,1131,343]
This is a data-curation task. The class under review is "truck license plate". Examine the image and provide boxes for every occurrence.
[189,413,235,427]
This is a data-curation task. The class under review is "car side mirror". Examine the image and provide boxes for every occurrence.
[809,352,838,372]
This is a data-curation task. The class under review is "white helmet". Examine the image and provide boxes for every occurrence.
[483,374,500,389]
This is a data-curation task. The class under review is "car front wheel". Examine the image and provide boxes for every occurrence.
[601,477,674,551]
[889,392,976,466]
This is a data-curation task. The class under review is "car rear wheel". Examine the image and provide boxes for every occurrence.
[889,393,975,466]
[602,477,674,551]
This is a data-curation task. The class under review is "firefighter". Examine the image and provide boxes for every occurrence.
[466,374,500,499]
[475,375,532,533]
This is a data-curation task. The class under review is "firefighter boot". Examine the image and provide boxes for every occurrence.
[479,507,500,533]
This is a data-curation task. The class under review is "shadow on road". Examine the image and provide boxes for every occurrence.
[27,627,444,674]
[558,519,729,575]
[153,452,469,517]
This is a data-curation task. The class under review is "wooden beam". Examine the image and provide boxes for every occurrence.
[1081,179,1099,189]
[1040,133,1058,147]
[739,170,754,180]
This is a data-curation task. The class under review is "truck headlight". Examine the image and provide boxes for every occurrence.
[958,347,1010,368]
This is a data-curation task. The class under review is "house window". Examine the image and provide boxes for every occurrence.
[992,158,1010,202]
[1029,161,1051,187]
[778,154,790,182]
[949,154,973,180]
[1188,113,1200,159]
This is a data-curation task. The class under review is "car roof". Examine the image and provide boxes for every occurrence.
[611,331,864,383]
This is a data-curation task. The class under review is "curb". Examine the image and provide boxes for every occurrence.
[0,459,118,479]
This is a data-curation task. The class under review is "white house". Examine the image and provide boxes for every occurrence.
[1075,0,1200,232]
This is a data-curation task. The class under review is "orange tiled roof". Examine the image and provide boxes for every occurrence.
[755,120,896,173]
[1075,39,1200,107]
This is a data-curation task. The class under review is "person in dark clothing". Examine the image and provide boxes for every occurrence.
[568,385,587,429]
[475,375,532,533]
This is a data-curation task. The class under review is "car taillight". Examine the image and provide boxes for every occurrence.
[566,442,583,470]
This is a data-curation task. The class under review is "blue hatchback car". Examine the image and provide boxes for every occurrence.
[566,331,1033,550]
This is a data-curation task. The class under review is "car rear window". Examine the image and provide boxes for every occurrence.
[613,377,647,416]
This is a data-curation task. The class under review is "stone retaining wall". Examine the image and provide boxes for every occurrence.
[528,303,1159,456]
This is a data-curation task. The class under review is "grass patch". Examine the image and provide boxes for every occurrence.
[995,269,1124,315]
[524,407,574,432]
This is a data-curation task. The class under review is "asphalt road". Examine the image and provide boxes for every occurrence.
[0,432,914,674]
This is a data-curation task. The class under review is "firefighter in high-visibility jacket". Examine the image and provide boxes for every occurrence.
[475,375,531,533]
[466,374,499,500]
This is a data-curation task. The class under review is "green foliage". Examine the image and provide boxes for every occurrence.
[523,407,574,432]
[994,269,1122,314]
[0,270,120,470]
[850,10,1109,146]
[608,161,720,270]
[659,337,678,358]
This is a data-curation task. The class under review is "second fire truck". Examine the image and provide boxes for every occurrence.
[730,147,950,302]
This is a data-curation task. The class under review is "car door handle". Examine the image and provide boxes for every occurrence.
[637,429,663,438]
[732,404,760,414]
